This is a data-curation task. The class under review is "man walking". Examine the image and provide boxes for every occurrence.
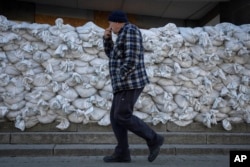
[103,10,164,163]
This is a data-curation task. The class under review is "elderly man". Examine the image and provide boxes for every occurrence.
[102,10,164,163]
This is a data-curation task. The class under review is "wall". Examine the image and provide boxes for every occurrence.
[0,1,198,28]
[0,0,35,22]
[0,16,250,132]
[2,0,250,28]
[220,0,250,25]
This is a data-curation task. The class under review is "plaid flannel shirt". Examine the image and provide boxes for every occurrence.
[103,23,149,93]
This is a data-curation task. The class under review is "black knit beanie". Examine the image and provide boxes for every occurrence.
[108,10,128,23]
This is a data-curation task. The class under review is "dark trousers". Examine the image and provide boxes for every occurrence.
[110,88,158,155]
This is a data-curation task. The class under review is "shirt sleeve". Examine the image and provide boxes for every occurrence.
[103,37,114,58]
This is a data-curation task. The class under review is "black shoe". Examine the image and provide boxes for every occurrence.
[103,153,131,163]
[148,135,164,162]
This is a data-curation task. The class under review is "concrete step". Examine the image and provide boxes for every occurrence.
[1,144,250,157]
[1,122,250,157]
[1,121,250,133]
[1,132,250,145]
[1,122,250,145]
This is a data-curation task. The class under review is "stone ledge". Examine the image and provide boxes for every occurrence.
[1,144,250,157]
[1,121,250,133]
[1,132,250,145]
[207,133,250,144]
[165,122,250,133]
[0,133,9,144]
[0,144,54,157]
[174,144,250,155]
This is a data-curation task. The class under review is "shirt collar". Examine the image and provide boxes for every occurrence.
[118,22,129,35]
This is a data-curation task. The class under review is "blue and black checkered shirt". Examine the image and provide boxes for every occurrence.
[103,23,149,93]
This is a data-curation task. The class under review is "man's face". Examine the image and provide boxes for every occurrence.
[108,21,120,34]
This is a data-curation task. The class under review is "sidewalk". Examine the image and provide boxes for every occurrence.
[0,155,229,167]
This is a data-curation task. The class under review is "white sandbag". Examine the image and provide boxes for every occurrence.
[21,106,37,120]
[58,88,78,102]
[225,40,243,52]
[75,84,97,98]
[179,27,201,44]
[173,52,193,68]
[199,31,212,47]
[215,112,228,121]
[0,32,20,43]
[0,106,8,118]
[68,112,84,124]
[15,115,25,131]
[59,59,75,72]
[98,112,110,126]
[90,58,108,67]
[157,78,175,86]
[89,107,107,121]
[78,52,96,62]
[33,73,52,87]
[37,110,57,124]
[222,119,232,131]
[99,90,113,101]
[2,92,24,105]
[152,112,172,125]
[49,97,62,110]
[75,66,95,74]
[162,85,181,94]
[0,74,10,86]
[174,108,198,121]
[38,30,63,49]
[41,91,56,101]
[220,63,244,75]
[90,75,106,90]
[133,111,149,120]
[3,43,19,51]
[5,101,26,111]
[174,94,189,108]
[156,101,178,113]
[83,47,99,55]
[0,51,6,61]
[233,30,250,42]
[0,15,13,31]
[33,51,51,63]
[202,110,218,128]
[227,116,243,123]
[243,110,250,123]
[52,71,71,82]
[4,65,21,75]
[76,21,104,34]
[135,95,153,112]
[144,84,164,97]
[24,116,39,129]
[65,73,83,87]
[15,60,32,72]
[152,92,173,105]
[219,106,231,114]
[56,118,70,130]
[98,51,107,59]
[72,98,92,110]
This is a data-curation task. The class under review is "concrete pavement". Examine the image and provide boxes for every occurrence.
[0,155,229,167]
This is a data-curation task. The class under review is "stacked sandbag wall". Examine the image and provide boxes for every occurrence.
[0,15,250,131]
